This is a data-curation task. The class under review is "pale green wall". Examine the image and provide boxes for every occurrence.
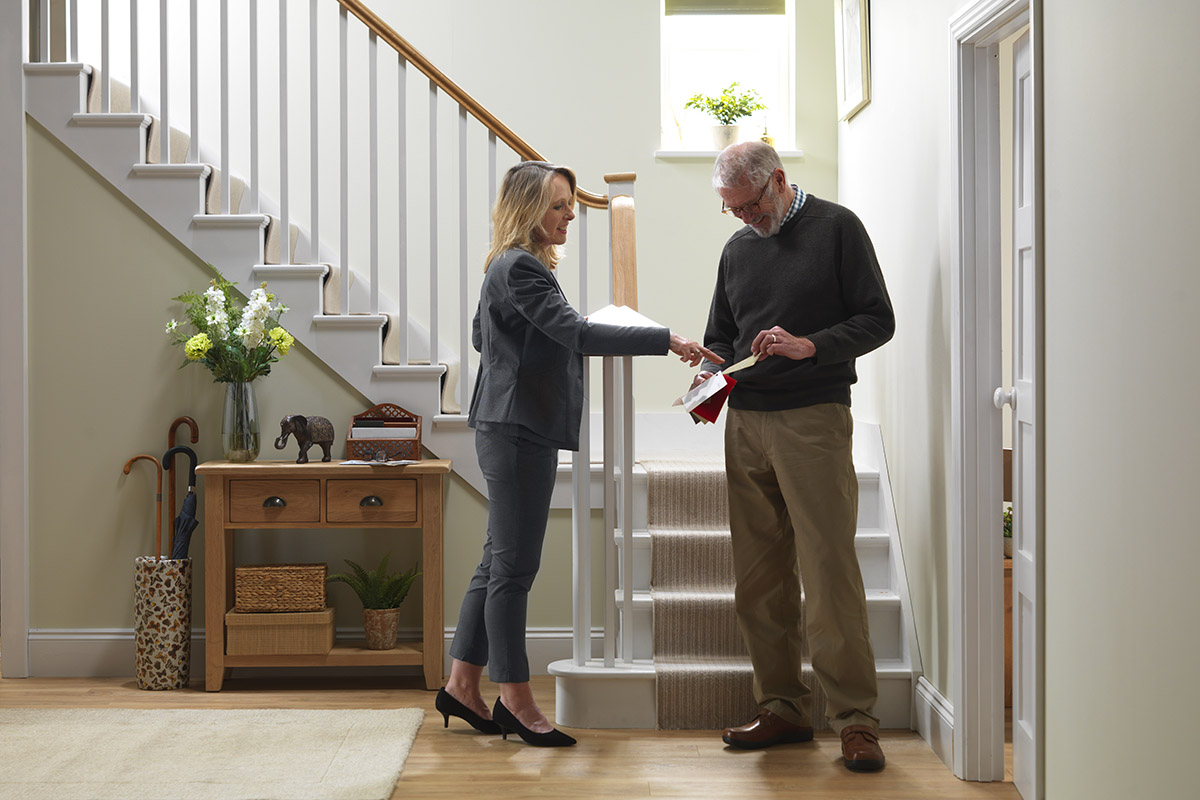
[25,1,836,639]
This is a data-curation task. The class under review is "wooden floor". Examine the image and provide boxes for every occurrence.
[0,672,1019,799]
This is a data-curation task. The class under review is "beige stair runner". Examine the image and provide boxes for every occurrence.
[646,457,828,730]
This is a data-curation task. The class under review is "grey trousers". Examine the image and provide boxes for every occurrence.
[448,427,558,683]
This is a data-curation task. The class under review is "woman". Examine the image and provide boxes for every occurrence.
[436,161,721,746]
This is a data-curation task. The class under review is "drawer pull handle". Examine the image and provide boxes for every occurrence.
[360,495,384,507]
[262,496,287,508]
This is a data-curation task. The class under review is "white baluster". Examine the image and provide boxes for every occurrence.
[279,0,289,258]
[220,0,229,213]
[40,0,49,62]
[487,131,496,241]
[189,0,197,162]
[458,105,467,411]
[70,0,78,63]
[248,0,258,212]
[158,0,168,163]
[429,79,438,364]
[101,0,109,111]
[621,354,634,663]
[309,0,319,262]
[603,355,617,667]
[572,206,591,666]
[396,55,408,361]
[338,5,348,313]
[369,32,378,314]
[129,0,138,113]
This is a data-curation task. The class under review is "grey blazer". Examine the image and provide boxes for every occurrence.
[467,248,670,451]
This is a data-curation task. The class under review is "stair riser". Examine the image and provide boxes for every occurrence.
[645,471,881,531]
[124,174,207,224]
[550,660,912,730]
[24,67,89,127]
[620,532,894,594]
[632,595,903,661]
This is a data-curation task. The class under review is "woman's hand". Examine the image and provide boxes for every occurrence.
[669,334,725,368]
[750,326,816,361]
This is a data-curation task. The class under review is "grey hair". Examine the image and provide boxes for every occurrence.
[712,141,784,191]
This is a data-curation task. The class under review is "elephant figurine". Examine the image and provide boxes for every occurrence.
[274,414,335,463]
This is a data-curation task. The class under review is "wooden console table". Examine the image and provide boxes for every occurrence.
[195,459,451,691]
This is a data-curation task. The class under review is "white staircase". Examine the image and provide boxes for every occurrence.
[550,417,921,730]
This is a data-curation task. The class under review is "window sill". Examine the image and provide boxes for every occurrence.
[654,149,805,160]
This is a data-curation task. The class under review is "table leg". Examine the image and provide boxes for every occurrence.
[204,478,227,691]
[422,474,444,690]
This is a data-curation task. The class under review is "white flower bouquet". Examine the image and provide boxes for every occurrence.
[166,271,294,383]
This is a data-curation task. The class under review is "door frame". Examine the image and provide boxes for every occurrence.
[948,0,1042,784]
[0,0,31,677]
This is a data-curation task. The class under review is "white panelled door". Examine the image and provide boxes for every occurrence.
[1010,29,1043,800]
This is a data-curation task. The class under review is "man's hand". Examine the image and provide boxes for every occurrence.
[669,334,725,368]
[691,370,714,389]
[750,326,816,361]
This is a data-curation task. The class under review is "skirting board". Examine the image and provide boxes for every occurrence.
[26,627,601,679]
[915,676,955,771]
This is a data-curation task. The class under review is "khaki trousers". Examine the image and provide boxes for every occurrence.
[725,404,879,732]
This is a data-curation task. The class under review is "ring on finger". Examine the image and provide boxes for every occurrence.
[771,334,777,344]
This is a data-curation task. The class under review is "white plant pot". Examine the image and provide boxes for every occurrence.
[711,125,739,150]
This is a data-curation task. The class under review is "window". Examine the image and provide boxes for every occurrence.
[660,0,795,152]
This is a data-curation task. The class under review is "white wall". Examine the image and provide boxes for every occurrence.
[836,0,964,695]
[1042,2,1200,797]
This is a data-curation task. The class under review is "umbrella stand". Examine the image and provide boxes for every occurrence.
[123,453,192,690]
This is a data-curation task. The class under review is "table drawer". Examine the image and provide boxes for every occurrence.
[327,479,418,524]
[229,480,320,523]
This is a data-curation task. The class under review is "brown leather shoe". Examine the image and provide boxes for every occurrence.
[722,710,814,750]
[840,725,885,771]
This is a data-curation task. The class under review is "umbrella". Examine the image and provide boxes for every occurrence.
[163,445,199,560]
[167,417,198,555]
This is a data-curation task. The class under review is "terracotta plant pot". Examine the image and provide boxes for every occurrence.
[362,607,401,650]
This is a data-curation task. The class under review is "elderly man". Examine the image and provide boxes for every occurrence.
[694,142,894,772]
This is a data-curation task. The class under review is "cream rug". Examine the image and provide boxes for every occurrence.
[0,707,423,800]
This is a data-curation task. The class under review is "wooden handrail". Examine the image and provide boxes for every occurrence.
[336,0,609,209]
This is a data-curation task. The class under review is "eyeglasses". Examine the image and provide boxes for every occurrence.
[721,175,774,218]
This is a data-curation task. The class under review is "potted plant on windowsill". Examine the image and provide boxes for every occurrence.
[684,82,767,149]
[327,553,420,650]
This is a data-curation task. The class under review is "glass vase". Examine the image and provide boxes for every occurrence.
[222,381,260,462]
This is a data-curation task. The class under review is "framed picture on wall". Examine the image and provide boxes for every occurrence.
[834,0,871,121]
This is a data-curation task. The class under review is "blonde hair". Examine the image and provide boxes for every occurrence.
[485,161,577,271]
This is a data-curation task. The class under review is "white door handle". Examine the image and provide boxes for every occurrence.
[993,386,1015,410]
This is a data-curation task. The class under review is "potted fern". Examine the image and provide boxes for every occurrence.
[684,82,767,149]
[327,553,420,650]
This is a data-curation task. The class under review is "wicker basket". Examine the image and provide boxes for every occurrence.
[234,563,327,613]
[346,403,421,461]
[225,608,335,655]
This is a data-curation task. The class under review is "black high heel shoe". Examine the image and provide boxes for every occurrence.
[435,687,502,734]
[492,698,577,747]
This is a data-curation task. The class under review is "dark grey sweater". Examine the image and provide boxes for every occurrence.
[702,195,894,411]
